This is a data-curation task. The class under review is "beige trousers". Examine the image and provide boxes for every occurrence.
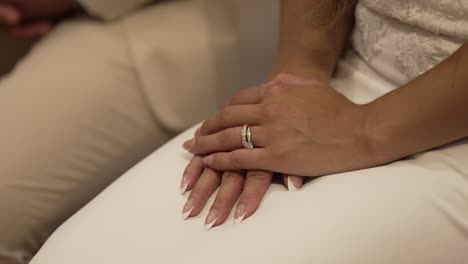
[0,0,279,261]
[0,2,231,261]
[0,19,171,263]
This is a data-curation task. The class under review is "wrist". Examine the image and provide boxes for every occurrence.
[341,102,388,171]
[271,62,332,84]
[360,100,410,167]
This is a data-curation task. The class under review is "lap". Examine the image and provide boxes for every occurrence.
[31,126,468,264]
[31,53,468,264]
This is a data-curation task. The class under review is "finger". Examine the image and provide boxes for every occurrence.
[283,175,304,191]
[0,4,20,26]
[203,149,271,172]
[184,126,266,155]
[224,86,266,106]
[180,156,205,195]
[194,127,201,137]
[182,167,221,220]
[204,170,245,230]
[200,104,263,136]
[6,22,52,39]
[234,170,273,223]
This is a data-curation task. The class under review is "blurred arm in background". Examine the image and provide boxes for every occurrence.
[0,0,155,38]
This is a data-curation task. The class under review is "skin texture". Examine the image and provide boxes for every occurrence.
[181,0,356,229]
[188,73,372,176]
[0,0,77,38]
[365,42,468,164]
[273,0,355,82]
[189,43,468,177]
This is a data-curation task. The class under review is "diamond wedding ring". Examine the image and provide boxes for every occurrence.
[241,124,254,149]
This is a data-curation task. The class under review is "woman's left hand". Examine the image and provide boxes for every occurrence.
[185,74,377,177]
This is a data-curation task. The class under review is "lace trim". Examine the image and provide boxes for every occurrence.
[353,1,465,82]
[395,31,459,80]
[352,5,389,61]
[361,0,468,39]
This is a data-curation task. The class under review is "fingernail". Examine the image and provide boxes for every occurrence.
[182,139,195,152]
[194,128,201,137]
[203,155,214,166]
[234,204,247,224]
[180,175,190,195]
[182,199,194,220]
[204,211,219,231]
[287,177,300,191]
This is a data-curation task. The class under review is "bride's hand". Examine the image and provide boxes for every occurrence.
[185,73,375,177]
[180,155,275,230]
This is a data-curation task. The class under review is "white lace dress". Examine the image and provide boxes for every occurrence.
[353,0,468,85]
[31,1,468,264]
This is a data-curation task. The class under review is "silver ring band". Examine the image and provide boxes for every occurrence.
[242,124,254,149]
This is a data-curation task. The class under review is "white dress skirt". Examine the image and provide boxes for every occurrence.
[31,1,468,263]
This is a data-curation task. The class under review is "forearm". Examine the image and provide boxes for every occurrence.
[366,42,468,163]
[273,0,356,82]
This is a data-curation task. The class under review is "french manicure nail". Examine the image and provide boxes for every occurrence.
[203,155,214,166]
[204,211,218,231]
[182,139,195,152]
[182,199,194,220]
[234,204,247,224]
[287,177,300,191]
[180,175,190,195]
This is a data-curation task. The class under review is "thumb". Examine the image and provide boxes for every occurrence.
[0,4,20,26]
[283,175,304,191]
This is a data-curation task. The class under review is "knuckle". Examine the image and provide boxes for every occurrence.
[247,171,270,181]
[264,84,283,96]
[230,151,244,168]
[185,156,203,174]
[222,171,243,182]
[199,121,210,135]
[219,130,232,148]
[231,90,244,103]
[271,146,289,161]
[204,177,221,192]
[210,154,221,168]
[262,102,282,119]
[193,137,202,152]
[218,107,231,123]
[274,73,290,83]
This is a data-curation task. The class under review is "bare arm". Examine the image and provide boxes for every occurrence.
[273,0,355,83]
[367,42,468,163]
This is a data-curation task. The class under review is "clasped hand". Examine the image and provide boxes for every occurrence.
[181,73,376,230]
